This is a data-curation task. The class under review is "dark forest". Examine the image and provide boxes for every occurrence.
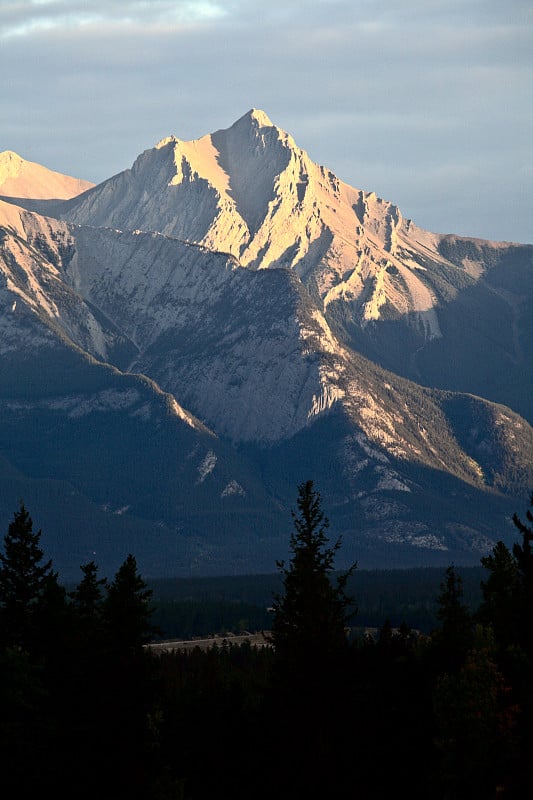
[2,483,533,799]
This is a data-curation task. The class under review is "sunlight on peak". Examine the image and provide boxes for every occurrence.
[156,136,179,149]
[0,151,25,182]
[248,109,273,127]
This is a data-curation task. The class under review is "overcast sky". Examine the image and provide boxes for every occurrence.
[1,0,531,243]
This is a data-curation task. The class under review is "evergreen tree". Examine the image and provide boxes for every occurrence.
[266,481,357,796]
[70,560,107,617]
[512,491,533,574]
[103,553,156,654]
[269,480,357,666]
[69,560,107,652]
[504,492,533,795]
[479,493,533,661]
[91,556,157,796]
[478,540,520,651]
[0,503,71,794]
[431,565,473,674]
[432,625,517,799]
[0,501,56,651]
[511,492,533,659]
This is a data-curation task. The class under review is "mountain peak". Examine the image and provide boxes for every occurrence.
[155,135,180,150]
[0,149,94,200]
[153,110,275,152]
[244,108,274,127]
[0,150,26,181]
[226,109,279,137]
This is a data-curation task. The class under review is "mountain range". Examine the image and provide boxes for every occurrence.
[1,109,532,581]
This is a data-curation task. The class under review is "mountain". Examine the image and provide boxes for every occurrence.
[0,150,93,200]
[33,108,533,423]
[1,110,532,580]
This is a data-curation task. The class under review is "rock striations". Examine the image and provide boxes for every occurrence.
[1,110,532,579]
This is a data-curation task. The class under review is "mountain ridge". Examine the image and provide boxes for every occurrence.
[0,110,532,578]
[0,150,94,200]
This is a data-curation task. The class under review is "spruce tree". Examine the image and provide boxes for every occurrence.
[103,553,155,654]
[479,493,533,660]
[100,554,157,795]
[266,481,357,797]
[431,565,473,673]
[478,540,520,651]
[511,491,533,658]
[0,503,67,794]
[69,561,107,649]
[270,480,357,667]
[510,495,533,800]
[70,561,107,617]
[474,494,533,796]
[0,501,56,651]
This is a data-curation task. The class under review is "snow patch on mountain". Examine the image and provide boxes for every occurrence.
[221,480,246,498]
[51,388,141,418]
[383,527,448,551]
[374,467,411,492]
[197,450,217,482]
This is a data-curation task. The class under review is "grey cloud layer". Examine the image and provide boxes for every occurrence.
[1,0,229,37]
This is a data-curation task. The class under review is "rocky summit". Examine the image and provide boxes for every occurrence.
[1,110,532,580]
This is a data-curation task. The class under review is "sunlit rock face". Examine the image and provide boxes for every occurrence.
[55,109,531,393]
[0,111,532,578]
[58,109,447,338]
[0,150,94,199]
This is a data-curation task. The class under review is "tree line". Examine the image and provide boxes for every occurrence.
[148,564,487,639]
[1,482,533,798]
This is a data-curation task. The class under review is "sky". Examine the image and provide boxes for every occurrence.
[1,0,532,243]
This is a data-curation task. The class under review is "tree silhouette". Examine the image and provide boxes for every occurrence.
[267,481,357,796]
[103,553,156,654]
[0,501,56,651]
[479,493,533,662]
[270,479,357,667]
[511,492,533,657]
[431,565,473,674]
[478,540,520,652]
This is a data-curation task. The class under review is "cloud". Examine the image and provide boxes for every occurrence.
[0,1,229,39]
[1,0,531,242]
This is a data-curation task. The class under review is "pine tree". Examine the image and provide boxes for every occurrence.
[431,565,473,674]
[266,481,357,797]
[475,494,533,796]
[269,480,357,667]
[103,553,155,654]
[69,561,107,646]
[478,540,520,651]
[511,492,533,658]
[0,503,68,794]
[432,625,517,798]
[479,493,533,660]
[70,561,107,617]
[0,501,56,651]
[100,554,158,795]
[512,492,533,572]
